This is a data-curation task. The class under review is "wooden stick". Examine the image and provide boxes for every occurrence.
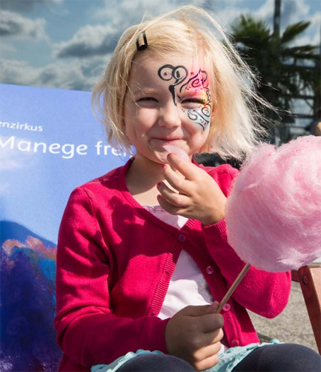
[216,263,251,313]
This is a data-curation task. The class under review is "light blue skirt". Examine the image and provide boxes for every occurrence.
[92,339,281,372]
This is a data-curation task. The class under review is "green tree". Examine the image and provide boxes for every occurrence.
[230,15,318,125]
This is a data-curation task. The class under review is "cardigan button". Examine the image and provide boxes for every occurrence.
[223,303,231,312]
[177,233,186,243]
[231,338,240,347]
[206,265,214,275]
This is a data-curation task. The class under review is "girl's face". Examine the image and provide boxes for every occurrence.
[124,53,212,164]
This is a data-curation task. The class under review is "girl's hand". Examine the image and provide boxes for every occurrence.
[165,302,224,371]
[157,153,227,225]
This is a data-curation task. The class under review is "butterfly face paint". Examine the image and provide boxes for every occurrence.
[158,65,212,130]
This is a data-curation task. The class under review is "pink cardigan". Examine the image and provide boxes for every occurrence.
[55,159,291,372]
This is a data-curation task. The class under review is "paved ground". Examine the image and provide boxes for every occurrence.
[248,281,319,353]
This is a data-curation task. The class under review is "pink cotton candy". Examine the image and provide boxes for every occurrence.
[163,144,190,162]
[225,135,321,272]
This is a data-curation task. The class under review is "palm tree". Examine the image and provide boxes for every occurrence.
[230,15,318,127]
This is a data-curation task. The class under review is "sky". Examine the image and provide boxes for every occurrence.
[0,0,320,92]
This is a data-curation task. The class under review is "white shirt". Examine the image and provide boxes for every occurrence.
[144,205,228,354]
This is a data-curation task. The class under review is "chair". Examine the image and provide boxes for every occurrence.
[291,263,321,355]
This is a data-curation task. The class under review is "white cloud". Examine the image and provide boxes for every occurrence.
[279,1,320,47]
[254,0,313,32]
[309,12,321,45]
[37,60,98,90]
[241,0,318,47]
[56,0,177,59]
[54,0,247,58]
[281,0,310,26]
[215,6,251,29]
[0,10,48,39]
[54,24,120,58]
[254,0,275,24]
[0,59,39,86]
[0,57,109,91]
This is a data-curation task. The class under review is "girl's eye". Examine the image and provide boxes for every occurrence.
[137,97,157,103]
[135,97,158,107]
[184,98,206,104]
[182,98,207,108]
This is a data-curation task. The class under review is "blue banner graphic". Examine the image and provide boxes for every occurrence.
[0,84,129,371]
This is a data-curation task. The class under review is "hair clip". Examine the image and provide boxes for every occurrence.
[136,31,148,51]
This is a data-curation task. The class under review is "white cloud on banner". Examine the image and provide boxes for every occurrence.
[0,10,47,39]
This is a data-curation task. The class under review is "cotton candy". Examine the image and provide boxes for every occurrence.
[225,135,321,272]
[163,144,190,162]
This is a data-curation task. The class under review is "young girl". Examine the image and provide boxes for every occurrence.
[54,5,321,372]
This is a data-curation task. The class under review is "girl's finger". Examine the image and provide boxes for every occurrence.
[167,153,199,181]
[194,349,220,372]
[162,163,190,194]
[198,314,224,337]
[157,194,189,216]
[157,182,190,207]
[208,328,224,345]
[193,341,222,370]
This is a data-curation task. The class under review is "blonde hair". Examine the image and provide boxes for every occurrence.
[92,5,268,160]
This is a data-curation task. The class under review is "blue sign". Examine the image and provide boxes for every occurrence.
[0,84,129,371]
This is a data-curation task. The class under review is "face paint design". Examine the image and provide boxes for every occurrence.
[158,65,188,105]
[158,65,212,131]
[180,69,212,130]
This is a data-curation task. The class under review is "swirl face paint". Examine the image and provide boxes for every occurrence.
[158,65,188,105]
[158,65,212,130]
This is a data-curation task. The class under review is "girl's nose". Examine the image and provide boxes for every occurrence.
[158,102,181,128]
